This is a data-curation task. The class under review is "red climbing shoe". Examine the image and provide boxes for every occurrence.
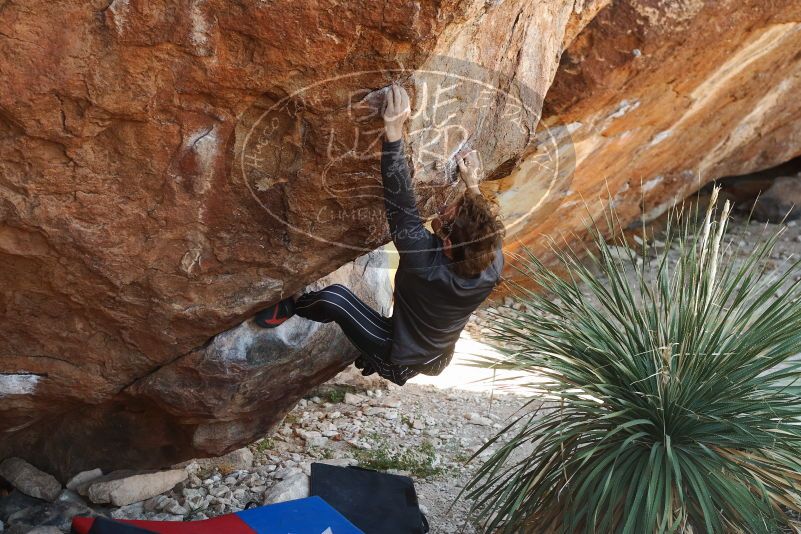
[254,298,296,328]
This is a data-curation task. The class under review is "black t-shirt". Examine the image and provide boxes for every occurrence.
[381,140,504,367]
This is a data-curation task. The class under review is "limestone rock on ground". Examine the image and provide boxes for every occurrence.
[0,458,61,502]
[261,471,310,505]
[65,469,103,495]
[87,469,188,507]
[172,448,254,474]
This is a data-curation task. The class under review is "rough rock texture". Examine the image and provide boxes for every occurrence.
[1,490,95,533]
[0,458,62,502]
[499,0,801,252]
[172,448,254,473]
[750,174,801,222]
[65,469,103,493]
[3,0,801,479]
[2,249,390,480]
[87,468,188,506]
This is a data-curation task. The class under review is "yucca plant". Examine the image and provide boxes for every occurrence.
[461,189,801,533]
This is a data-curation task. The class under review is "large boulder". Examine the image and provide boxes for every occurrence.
[1,249,391,480]
[2,0,801,479]
[498,0,801,252]
[0,0,602,479]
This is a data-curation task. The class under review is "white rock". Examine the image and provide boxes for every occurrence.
[157,497,180,511]
[262,473,309,505]
[295,428,323,441]
[183,461,201,475]
[164,500,188,516]
[183,488,210,511]
[210,486,231,498]
[316,458,358,467]
[148,513,183,522]
[239,473,261,486]
[173,448,254,473]
[306,436,329,449]
[66,468,103,492]
[273,467,302,480]
[144,494,169,512]
[88,469,188,506]
[111,501,146,520]
[343,392,367,405]
[465,412,493,426]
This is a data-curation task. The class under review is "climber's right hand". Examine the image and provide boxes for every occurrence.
[457,149,482,194]
[383,84,410,143]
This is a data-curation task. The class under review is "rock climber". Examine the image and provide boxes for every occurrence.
[254,84,505,386]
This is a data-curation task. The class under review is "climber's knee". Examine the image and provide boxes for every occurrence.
[324,283,349,295]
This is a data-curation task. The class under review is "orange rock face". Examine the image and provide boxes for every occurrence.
[501,0,801,254]
[1,0,800,478]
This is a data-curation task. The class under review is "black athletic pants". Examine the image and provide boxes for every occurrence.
[295,284,450,386]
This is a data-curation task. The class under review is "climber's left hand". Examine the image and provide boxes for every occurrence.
[383,83,410,143]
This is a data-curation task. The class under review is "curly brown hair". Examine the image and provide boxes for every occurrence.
[443,191,505,278]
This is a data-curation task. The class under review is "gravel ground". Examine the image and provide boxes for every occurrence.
[97,370,531,533]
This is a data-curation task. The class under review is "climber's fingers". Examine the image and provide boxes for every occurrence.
[396,84,410,116]
[457,155,467,173]
[383,84,397,120]
[457,149,480,171]
[386,85,395,112]
[383,84,410,120]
